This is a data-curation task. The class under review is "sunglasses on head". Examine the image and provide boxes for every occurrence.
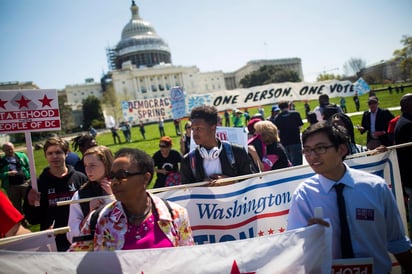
[109,170,145,180]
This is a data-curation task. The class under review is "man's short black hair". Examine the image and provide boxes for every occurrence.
[302,121,349,153]
[71,134,97,152]
[190,105,218,126]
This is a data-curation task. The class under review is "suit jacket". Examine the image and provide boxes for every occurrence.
[361,108,394,146]
[394,113,412,188]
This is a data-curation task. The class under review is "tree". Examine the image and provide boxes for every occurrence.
[343,58,366,76]
[316,73,342,81]
[82,96,104,129]
[101,82,122,124]
[393,35,412,81]
[58,93,75,133]
[240,65,301,88]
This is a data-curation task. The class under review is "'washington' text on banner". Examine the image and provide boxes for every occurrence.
[156,150,406,244]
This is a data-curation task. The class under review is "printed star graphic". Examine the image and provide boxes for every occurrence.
[0,98,7,109]
[267,228,274,235]
[258,230,264,237]
[230,260,256,274]
[39,94,53,107]
[278,227,285,233]
[16,95,31,109]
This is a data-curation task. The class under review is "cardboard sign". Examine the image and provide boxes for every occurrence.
[0,89,60,133]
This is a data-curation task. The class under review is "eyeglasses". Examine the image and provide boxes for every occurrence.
[109,170,145,181]
[159,144,169,148]
[302,145,335,156]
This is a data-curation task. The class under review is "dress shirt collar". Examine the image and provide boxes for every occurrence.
[317,163,354,193]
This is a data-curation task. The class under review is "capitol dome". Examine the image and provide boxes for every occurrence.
[111,1,172,69]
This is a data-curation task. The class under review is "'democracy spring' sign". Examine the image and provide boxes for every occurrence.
[0,89,61,133]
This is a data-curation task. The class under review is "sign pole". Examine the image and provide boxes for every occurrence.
[24,131,39,206]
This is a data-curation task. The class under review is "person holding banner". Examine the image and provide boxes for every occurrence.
[71,133,98,174]
[180,105,254,185]
[152,136,182,188]
[357,96,394,150]
[274,101,303,166]
[248,120,290,172]
[329,113,360,155]
[23,137,88,251]
[394,93,412,235]
[0,191,31,238]
[287,122,412,273]
[0,142,31,214]
[180,121,192,155]
[69,148,194,251]
[67,146,115,244]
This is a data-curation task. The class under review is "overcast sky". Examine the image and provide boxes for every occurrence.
[1,0,411,89]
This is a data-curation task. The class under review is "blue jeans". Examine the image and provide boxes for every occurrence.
[284,144,302,166]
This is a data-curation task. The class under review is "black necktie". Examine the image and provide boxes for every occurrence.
[334,183,354,258]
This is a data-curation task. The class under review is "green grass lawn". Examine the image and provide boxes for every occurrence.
[12,84,411,189]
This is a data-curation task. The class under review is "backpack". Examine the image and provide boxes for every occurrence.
[247,135,281,171]
[165,172,181,187]
[188,141,235,179]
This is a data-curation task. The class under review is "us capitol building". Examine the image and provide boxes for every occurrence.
[64,1,303,123]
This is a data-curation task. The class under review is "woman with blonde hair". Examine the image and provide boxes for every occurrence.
[248,120,290,171]
[67,145,115,244]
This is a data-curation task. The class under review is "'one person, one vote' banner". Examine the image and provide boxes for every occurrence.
[122,78,370,123]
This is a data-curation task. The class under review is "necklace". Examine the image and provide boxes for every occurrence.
[126,197,152,223]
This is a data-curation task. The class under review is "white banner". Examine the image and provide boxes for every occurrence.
[157,150,405,244]
[0,231,57,252]
[0,225,331,274]
[0,150,404,273]
[121,78,370,123]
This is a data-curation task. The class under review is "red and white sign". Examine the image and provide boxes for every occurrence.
[0,89,60,133]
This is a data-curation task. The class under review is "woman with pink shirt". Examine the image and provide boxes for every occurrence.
[70,148,193,251]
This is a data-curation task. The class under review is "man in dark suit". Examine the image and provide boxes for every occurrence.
[357,96,394,150]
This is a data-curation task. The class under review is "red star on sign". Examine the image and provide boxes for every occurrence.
[16,95,31,109]
[38,94,53,107]
[267,228,274,235]
[258,230,265,237]
[230,260,256,274]
[0,98,7,109]
[278,227,285,233]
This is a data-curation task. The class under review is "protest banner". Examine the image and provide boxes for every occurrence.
[0,227,69,252]
[1,149,406,273]
[0,89,60,195]
[121,78,370,123]
[0,225,332,274]
[156,149,405,243]
[0,89,60,133]
[169,86,186,119]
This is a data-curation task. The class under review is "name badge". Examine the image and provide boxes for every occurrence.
[356,208,374,221]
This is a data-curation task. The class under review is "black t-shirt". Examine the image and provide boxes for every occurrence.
[274,111,303,146]
[152,150,182,188]
[23,166,87,251]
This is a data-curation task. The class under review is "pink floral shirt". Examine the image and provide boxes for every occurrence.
[69,193,194,251]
